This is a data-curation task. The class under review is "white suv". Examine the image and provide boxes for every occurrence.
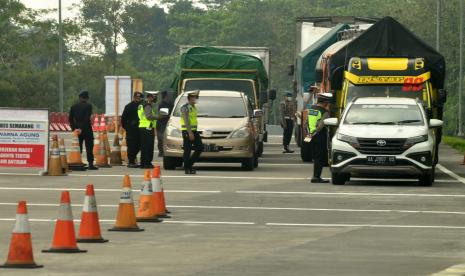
[324,97,443,186]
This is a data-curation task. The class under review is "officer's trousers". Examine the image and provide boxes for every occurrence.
[282,119,294,146]
[139,128,154,167]
[126,128,140,164]
[311,132,328,178]
[78,129,94,163]
[182,130,203,170]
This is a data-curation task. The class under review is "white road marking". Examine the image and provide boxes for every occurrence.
[236,190,465,198]
[437,164,465,184]
[266,223,465,229]
[66,173,310,180]
[0,187,221,193]
[1,202,464,216]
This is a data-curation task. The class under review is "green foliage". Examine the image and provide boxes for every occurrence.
[443,136,465,153]
[0,0,463,135]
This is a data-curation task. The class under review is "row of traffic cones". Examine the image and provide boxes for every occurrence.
[1,165,170,269]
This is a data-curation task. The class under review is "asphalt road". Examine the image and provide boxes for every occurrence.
[0,134,465,275]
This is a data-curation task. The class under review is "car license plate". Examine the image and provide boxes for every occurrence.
[367,156,396,165]
[204,144,219,152]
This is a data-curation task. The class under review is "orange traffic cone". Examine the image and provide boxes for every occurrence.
[151,167,170,218]
[153,165,170,214]
[68,130,86,171]
[0,201,43,269]
[109,175,144,232]
[42,191,87,253]
[137,170,162,222]
[100,114,107,132]
[103,132,111,158]
[110,134,123,166]
[121,130,128,164]
[77,184,109,243]
[95,132,111,168]
[93,131,101,156]
[47,135,64,176]
[59,137,69,173]
[92,115,99,132]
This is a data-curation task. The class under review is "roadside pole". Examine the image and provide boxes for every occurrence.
[115,78,119,134]
[459,0,464,136]
[58,0,64,112]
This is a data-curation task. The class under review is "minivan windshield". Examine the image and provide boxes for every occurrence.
[344,104,424,125]
[173,96,247,118]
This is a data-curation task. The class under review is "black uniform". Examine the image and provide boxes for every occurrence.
[69,101,94,164]
[121,101,140,164]
[139,103,156,168]
[157,99,173,156]
[309,105,329,179]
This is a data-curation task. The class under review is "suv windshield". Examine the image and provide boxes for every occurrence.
[344,104,424,125]
[173,96,247,118]
[347,83,426,104]
[184,79,255,103]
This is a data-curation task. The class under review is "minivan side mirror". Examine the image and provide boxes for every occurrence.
[324,118,338,126]
[253,109,263,118]
[429,119,443,128]
[438,89,447,105]
[159,108,170,116]
[268,89,277,101]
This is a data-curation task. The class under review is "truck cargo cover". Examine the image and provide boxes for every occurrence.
[297,24,349,92]
[329,17,445,89]
[171,47,269,92]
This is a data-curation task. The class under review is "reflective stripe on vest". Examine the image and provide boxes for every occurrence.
[307,109,321,134]
[138,105,157,128]
[180,104,198,131]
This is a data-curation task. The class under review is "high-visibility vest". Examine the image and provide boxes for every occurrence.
[180,104,198,131]
[138,104,157,129]
[307,108,322,135]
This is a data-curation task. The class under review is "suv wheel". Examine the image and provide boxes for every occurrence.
[241,157,255,171]
[332,172,348,185]
[163,156,179,170]
[419,171,433,186]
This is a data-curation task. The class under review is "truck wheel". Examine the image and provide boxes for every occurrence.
[300,142,312,162]
[332,172,347,185]
[163,156,179,170]
[257,142,264,157]
[419,171,433,186]
[241,157,254,171]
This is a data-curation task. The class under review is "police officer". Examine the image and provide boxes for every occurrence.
[181,91,203,175]
[280,91,296,153]
[157,91,173,157]
[121,91,143,168]
[307,93,333,183]
[138,91,159,169]
[68,90,98,170]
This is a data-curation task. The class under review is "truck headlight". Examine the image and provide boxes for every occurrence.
[166,125,182,138]
[404,135,428,148]
[337,133,360,148]
[230,127,250,138]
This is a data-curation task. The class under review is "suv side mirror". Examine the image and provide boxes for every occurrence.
[323,118,338,126]
[438,89,447,105]
[268,89,277,101]
[429,119,443,128]
[253,109,263,118]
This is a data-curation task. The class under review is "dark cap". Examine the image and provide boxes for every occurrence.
[317,93,334,103]
[285,91,293,97]
[133,91,143,97]
[187,90,200,98]
[79,90,89,98]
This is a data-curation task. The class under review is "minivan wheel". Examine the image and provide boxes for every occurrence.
[419,171,433,187]
[332,172,348,185]
[241,157,255,171]
[163,156,179,170]
[257,142,264,157]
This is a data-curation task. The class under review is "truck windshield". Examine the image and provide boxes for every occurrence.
[173,96,247,118]
[344,104,424,125]
[184,79,255,103]
[347,83,426,104]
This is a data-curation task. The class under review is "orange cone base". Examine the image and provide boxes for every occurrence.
[108,226,144,232]
[68,164,87,171]
[42,248,87,253]
[136,216,163,223]
[165,209,171,214]
[76,237,108,243]
[0,263,43,269]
